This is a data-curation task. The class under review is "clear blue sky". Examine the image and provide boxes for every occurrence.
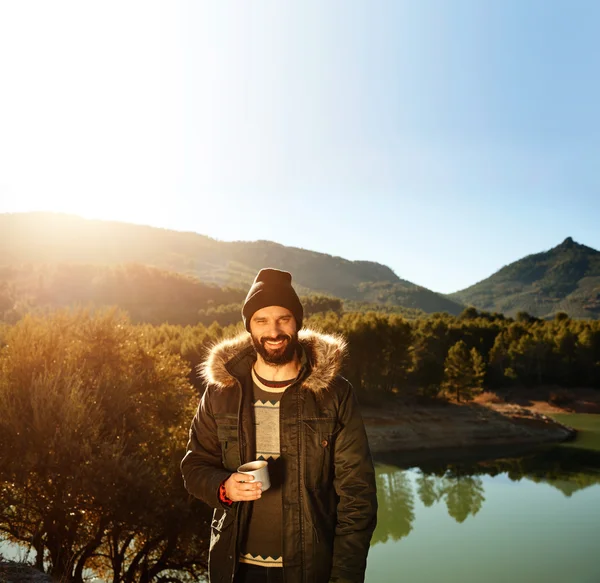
[1,1,599,293]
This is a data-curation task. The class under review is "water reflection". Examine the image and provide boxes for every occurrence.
[372,445,600,545]
[373,471,414,544]
[441,473,485,523]
[3,445,600,579]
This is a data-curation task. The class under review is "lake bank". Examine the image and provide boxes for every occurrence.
[362,396,578,455]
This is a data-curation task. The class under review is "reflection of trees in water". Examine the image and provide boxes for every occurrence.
[438,473,485,523]
[414,468,484,518]
[372,466,485,545]
[478,446,600,497]
[373,444,600,545]
[415,473,441,507]
[372,469,415,544]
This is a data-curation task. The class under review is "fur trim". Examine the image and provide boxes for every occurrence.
[199,328,347,393]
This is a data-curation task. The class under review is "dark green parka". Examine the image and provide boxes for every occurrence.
[181,329,377,583]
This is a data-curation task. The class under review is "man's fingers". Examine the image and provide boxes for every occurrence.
[224,473,262,502]
[238,491,262,501]
[232,487,261,501]
[235,481,262,493]
[233,472,254,483]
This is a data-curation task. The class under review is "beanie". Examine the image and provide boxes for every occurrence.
[242,268,304,332]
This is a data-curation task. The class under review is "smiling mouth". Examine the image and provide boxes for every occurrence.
[263,338,288,349]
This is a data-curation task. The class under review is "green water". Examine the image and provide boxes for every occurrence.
[551,413,600,451]
[366,414,600,583]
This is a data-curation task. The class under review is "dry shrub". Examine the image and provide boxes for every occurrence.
[549,389,576,407]
[476,391,504,405]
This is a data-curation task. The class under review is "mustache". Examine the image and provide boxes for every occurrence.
[261,334,290,344]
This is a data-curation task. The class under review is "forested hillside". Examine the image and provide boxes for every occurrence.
[450,237,600,319]
[4,213,599,320]
[0,262,424,325]
[0,212,463,315]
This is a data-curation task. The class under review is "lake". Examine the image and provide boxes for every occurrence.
[3,414,599,582]
[366,414,600,583]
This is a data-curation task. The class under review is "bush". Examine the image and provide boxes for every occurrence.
[549,389,576,407]
[476,391,504,405]
[0,309,209,582]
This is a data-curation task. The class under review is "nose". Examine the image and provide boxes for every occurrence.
[267,326,282,338]
[265,320,284,338]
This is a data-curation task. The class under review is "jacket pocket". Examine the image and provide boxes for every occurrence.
[302,417,341,491]
[216,424,240,471]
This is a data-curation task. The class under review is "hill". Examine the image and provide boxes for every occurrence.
[0,262,248,325]
[0,212,464,316]
[449,237,600,319]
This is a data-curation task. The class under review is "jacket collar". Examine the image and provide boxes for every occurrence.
[198,328,347,394]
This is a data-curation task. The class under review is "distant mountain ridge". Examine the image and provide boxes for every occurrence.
[4,213,598,320]
[0,212,464,316]
[449,237,600,319]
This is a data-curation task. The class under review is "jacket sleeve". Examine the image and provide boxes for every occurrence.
[330,380,378,583]
[180,386,234,509]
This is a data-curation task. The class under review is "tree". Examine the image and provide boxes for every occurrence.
[340,312,413,398]
[0,309,209,582]
[301,294,343,317]
[488,331,510,387]
[442,341,485,402]
[410,316,452,388]
[459,306,479,320]
[471,346,486,388]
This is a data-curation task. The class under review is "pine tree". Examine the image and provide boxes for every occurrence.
[442,341,485,402]
[471,347,486,394]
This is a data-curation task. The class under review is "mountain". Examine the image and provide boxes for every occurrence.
[0,212,464,316]
[449,237,600,319]
[0,262,248,326]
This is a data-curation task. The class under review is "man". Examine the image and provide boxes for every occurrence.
[181,268,377,583]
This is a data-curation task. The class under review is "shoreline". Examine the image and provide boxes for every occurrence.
[362,397,578,455]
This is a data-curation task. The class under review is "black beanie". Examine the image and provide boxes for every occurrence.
[242,268,303,332]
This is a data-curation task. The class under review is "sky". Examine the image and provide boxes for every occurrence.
[1,0,599,294]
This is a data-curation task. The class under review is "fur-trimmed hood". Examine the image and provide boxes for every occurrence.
[199,328,347,393]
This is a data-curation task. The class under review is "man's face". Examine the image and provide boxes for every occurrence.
[250,306,299,366]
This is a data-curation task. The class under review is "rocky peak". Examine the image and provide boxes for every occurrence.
[555,236,579,251]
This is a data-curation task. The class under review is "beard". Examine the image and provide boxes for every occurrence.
[251,331,299,366]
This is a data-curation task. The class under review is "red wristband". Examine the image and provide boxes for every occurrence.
[219,479,234,506]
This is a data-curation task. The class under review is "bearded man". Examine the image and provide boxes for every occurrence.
[181,268,377,583]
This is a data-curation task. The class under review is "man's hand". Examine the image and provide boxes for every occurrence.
[224,473,262,502]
